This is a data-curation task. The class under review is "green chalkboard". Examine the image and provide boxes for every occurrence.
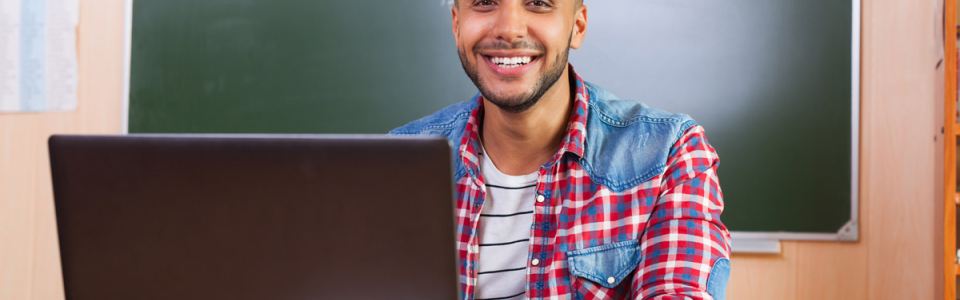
[130,1,476,133]
[130,0,858,240]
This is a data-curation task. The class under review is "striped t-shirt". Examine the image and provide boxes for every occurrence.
[474,151,538,300]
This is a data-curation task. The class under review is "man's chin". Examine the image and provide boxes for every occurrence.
[481,92,539,113]
[469,65,561,113]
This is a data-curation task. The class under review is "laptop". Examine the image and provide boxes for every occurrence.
[49,134,458,300]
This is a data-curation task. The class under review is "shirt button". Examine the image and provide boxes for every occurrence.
[536,194,545,203]
[607,277,616,284]
[531,258,540,266]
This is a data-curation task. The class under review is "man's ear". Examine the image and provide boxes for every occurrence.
[569,4,587,49]
[451,6,461,46]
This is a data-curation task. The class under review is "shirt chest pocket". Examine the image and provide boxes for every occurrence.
[566,239,641,295]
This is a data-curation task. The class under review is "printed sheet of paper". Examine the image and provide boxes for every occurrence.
[0,0,79,112]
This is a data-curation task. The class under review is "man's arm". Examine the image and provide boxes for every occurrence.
[632,125,732,299]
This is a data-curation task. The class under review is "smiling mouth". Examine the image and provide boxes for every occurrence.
[483,55,541,69]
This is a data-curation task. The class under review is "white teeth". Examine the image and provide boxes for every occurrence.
[491,56,533,67]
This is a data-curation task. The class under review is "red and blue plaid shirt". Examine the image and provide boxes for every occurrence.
[395,68,731,299]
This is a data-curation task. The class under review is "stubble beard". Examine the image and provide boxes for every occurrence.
[458,38,571,114]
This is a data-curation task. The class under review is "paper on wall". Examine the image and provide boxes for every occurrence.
[0,0,79,112]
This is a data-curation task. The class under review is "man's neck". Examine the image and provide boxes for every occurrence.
[481,67,574,176]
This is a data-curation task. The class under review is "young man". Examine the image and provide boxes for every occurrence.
[391,0,731,299]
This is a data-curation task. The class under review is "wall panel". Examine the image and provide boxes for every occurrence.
[0,0,125,299]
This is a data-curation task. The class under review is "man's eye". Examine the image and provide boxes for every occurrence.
[530,0,549,6]
[526,0,553,10]
[473,0,496,8]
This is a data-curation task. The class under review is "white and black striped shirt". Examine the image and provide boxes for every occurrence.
[474,151,537,300]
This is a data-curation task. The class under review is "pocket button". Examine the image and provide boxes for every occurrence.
[606,277,615,284]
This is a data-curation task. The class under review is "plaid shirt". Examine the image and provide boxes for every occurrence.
[393,68,731,299]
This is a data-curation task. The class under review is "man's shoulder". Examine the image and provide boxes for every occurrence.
[584,82,695,130]
[388,98,477,137]
[582,82,701,191]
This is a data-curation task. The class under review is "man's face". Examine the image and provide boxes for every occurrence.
[453,0,587,113]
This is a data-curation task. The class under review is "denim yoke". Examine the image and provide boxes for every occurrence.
[389,82,730,299]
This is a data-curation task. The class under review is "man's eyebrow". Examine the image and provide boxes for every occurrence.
[450,0,581,7]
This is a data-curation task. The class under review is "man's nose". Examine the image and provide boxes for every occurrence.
[492,3,527,44]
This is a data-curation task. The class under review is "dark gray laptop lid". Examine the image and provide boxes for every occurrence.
[49,135,458,300]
